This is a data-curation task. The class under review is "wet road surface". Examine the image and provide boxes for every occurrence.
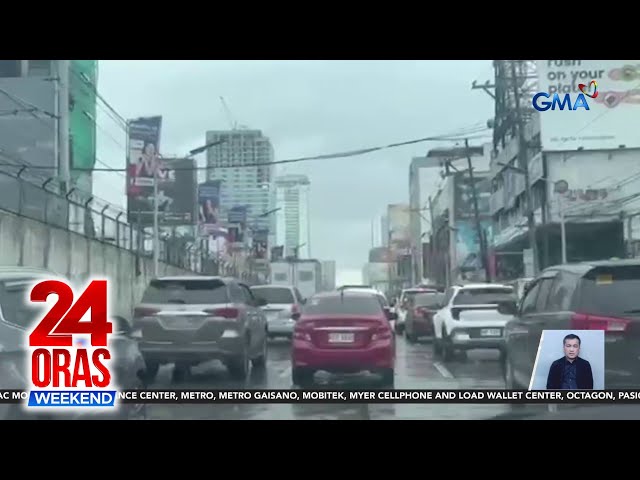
[146,335,517,420]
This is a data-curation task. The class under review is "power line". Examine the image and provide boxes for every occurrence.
[0,126,492,173]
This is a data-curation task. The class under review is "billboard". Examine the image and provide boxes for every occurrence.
[252,228,269,260]
[454,172,491,220]
[70,60,97,173]
[128,156,197,226]
[536,60,640,151]
[198,180,223,235]
[455,220,493,274]
[388,204,410,243]
[228,205,248,224]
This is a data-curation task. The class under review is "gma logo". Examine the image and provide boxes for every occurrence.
[532,92,590,112]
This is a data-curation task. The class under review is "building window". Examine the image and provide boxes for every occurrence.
[28,60,51,76]
[0,60,21,78]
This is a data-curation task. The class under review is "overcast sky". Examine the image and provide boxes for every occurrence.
[95,60,495,282]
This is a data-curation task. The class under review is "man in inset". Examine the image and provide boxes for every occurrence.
[546,334,594,390]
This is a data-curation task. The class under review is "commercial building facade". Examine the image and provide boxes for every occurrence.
[274,174,311,258]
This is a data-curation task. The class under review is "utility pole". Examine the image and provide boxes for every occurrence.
[464,138,490,282]
[427,196,436,282]
[152,167,160,276]
[511,60,539,275]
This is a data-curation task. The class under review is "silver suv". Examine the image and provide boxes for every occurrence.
[133,276,268,382]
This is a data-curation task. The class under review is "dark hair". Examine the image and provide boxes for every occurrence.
[563,333,581,345]
[142,141,156,154]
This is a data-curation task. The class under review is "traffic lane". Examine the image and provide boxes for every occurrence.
[145,336,512,420]
[147,338,294,420]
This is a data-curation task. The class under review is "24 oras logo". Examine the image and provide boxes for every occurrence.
[27,279,117,409]
[532,80,599,111]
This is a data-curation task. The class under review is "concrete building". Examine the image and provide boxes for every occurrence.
[274,174,311,258]
[489,115,638,279]
[205,129,276,237]
[380,215,389,246]
[320,260,336,291]
[408,156,443,283]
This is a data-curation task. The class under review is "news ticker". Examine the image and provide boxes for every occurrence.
[5,389,640,406]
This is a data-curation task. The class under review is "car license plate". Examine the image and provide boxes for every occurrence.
[480,328,501,337]
[329,332,354,343]
[160,317,200,330]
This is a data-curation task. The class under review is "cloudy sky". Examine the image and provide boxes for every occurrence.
[95,60,495,282]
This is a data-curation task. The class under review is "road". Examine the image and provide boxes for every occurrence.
[145,335,515,420]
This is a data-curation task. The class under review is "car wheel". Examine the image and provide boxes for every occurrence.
[379,368,395,388]
[292,367,314,387]
[251,335,268,369]
[140,361,160,385]
[171,363,189,383]
[406,326,417,343]
[504,358,526,409]
[228,342,250,381]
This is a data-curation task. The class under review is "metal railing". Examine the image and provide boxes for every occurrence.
[0,161,203,272]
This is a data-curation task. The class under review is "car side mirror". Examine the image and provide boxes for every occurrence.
[256,297,268,307]
[390,300,396,308]
[291,312,301,321]
[300,298,307,305]
[112,316,132,335]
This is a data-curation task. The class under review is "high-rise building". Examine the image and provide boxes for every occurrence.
[205,129,276,235]
[274,174,311,258]
[380,215,389,246]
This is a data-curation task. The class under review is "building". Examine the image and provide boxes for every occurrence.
[320,260,336,291]
[486,60,640,281]
[274,174,311,258]
[0,60,98,233]
[425,144,492,285]
[380,215,389,247]
[205,129,276,237]
[408,156,443,283]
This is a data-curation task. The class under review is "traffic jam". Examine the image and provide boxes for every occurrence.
[1,258,638,420]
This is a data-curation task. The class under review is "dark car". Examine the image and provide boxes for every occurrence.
[0,267,148,420]
[503,259,640,390]
[404,291,445,342]
[133,276,268,383]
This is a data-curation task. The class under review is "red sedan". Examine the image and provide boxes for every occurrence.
[291,291,396,387]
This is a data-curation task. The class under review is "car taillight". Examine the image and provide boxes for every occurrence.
[372,327,392,341]
[293,330,311,341]
[571,313,631,332]
[133,307,159,318]
[203,308,239,319]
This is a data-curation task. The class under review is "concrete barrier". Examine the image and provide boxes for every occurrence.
[0,210,192,318]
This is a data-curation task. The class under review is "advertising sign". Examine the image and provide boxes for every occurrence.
[252,228,269,260]
[198,181,223,235]
[536,60,640,151]
[228,205,248,224]
[388,204,411,243]
[455,220,492,273]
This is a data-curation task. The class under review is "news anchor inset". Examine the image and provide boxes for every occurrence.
[546,334,593,390]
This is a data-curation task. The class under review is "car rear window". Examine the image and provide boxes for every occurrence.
[579,266,640,317]
[251,287,295,304]
[0,279,42,329]
[453,287,515,306]
[141,279,228,304]
[303,295,383,316]
[415,292,444,308]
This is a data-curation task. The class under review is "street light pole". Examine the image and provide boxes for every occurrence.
[153,167,160,276]
[559,193,567,264]
[465,138,490,283]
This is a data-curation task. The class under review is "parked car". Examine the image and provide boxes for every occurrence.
[394,287,438,335]
[0,267,147,420]
[250,284,305,339]
[503,259,640,390]
[432,283,517,361]
[404,291,445,342]
[291,291,396,387]
[504,277,534,300]
[133,276,268,383]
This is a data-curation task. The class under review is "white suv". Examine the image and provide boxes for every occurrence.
[432,284,517,361]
